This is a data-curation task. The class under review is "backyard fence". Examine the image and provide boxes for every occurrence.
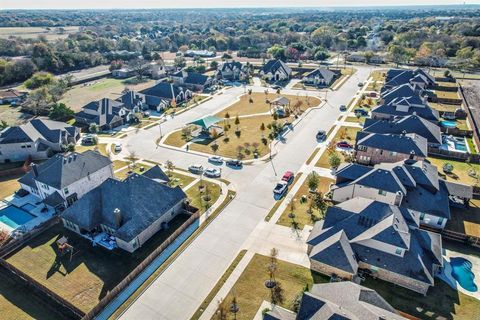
[0,257,85,319]
[0,158,31,178]
[440,126,473,137]
[81,209,200,320]
[427,147,480,164]
[459,84,480,153]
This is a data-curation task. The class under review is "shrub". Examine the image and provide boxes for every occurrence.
[49,103,74,121]
[24,72,56,89]
[329,152,341,168]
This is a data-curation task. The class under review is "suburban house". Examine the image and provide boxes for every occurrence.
[118,90,169,113]
[306,197,443,295]
[216,61,246,80]
[384,68,436,90]
[265,282,406,320]
[259,59,292,82]
[171,70,212,91]
[140,82,192,106]
[75,98,133,130]
[302,68,340,87]
[18,151,113,210]
[111,67,136,79]
[112,63,166,80]
[381,83,429,107]
[0,119,80,163]
[61,168,189,253]
[330,160,473,229]
[0,89,27,105]
[183,50,215,58]
[371,99,439,123]
[363,115,442,147]
[355,132,428,165]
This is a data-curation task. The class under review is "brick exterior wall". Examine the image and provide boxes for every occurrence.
[309,259,355,280]
[356,147,425,165]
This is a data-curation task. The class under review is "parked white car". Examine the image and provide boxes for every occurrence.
[204,167,221,178]
[188,164,204,174]
[208,155,224,164]
[114,143,122,152]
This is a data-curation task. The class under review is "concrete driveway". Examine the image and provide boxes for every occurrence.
[116,65,376,320]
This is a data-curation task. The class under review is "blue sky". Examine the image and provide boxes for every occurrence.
[2,0,478,9]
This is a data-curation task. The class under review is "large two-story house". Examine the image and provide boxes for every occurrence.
[75,98,132,130]
[171,70,212,92]
[302,68,340,87]
[118,90,169,113]
[62,166,189,253]
[330,160,472,229]
[306,197,443,295]
[259,59,292,82]
[216,61,246,81]
[140,82,192,106]
[0,119,80,163]
[383,68,436,91]
[18,151,113,210]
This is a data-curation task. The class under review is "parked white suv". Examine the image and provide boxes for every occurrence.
[188,164,204,174]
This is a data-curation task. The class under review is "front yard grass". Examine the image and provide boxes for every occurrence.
[185,180,222,214]
[75,143,109,157]
[345,116,365,124]
[60,77,155,112]
[188,115,276,159]
[167,171,196,189]
[427,156,480,186]
[315,126,359,169]
[370,70,387,82]
[114,163,152,180]
[276,176,334,229]
[5,215,191,313]
[218,253,329,320]
[447,198,480,238]
[215,92,321,117]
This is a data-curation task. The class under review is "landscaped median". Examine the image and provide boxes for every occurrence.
[162,92,321,160]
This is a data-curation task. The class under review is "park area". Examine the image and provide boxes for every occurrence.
[60,77,155,112]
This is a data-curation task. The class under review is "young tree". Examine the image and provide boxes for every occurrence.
[234,115,240,131]
[165,160,175,178]
[260,122,266,137]
[307,172,320,192]
[328,152,341,169]
[89,123,100,134]
[314,192,328,219]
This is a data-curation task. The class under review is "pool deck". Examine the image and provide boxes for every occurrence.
[1,193,55,237]
[438,249,480,300]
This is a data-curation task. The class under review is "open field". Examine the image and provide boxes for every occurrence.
[218,254,329,320]
[276,175,334,229]
[427,156,480,186]
[0,104,32,126]
[215,92,321,117]
[60,77,155,112]
[5,215,191,313]
[0,26,80,41]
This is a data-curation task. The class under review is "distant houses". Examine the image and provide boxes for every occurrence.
[18,151,113,210]
[216,61,246,81]
[0,119,80,163]
[171,70,212,91]
[265,281,406,320]
[302,68,340,87]
[0,89,27,105]
[307,197,443,295]
[62,166,190,252]
[259,59,292,82]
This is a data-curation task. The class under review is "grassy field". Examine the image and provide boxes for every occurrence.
[447,199,480,238]
[188,115,277,159]
[427,156,480,186]
[5,215,191,313]
[0,26,80,41]
[60,77,155,112]
[218,254,329,320]
[185,180,222,214]
[0,104,32,126]
[215,92,321,117]
[75,143,109,157]
[276,175,334,229]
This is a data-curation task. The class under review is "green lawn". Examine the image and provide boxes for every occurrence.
[315,126,359,169]
[276,175,334,229]
[218,254,329,320]
[185,180,222,214]
[0,104,32,126]
[166,171,196,189]
[114,164,152,180]
[5,216,191,313]
[427,156,480,186]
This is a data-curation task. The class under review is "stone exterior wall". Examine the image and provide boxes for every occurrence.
[309,259,354,280]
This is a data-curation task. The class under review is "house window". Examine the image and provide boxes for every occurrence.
[390,151,397,156]
[437,217,444,225]
[395,248,402,255]
[420,212,425,220]
[358,145,367,151]
[378,189,387,196]
[64,187,69,195]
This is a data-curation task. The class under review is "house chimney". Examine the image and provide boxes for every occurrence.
[31,163,39,177]
[113,208,122,229]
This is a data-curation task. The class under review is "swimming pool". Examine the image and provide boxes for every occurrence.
[0,206,36,229]
[440,120,457,128]
[450,257,478,292]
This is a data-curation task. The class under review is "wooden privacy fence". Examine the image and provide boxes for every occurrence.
[81,209,200,320]
[459,84,480,152]
[0,259,85,319]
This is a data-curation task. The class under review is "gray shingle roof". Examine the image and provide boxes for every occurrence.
[261,59,292,75]
[372,102,439,122]
[140,82,184,100]
[303,68,338,84]
[0,119,78,145]
[18,150,112,190]
[142,165,170,183]
[356,132,428,158]
[62,173,187,242]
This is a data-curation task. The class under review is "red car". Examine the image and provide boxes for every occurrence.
[337,141,353,149]
[282,171,294,184]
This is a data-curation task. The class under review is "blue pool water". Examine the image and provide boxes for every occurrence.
[441,120,457,128]
[450,257,478,292]
[0,206,35,229]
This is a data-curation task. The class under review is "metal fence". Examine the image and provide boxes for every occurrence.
[427,147,480,164]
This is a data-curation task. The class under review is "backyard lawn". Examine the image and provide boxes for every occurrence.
[215,92,321,117]
[447,199,480,238]
[188,115,277,159]
[0,173,22,199]
[60,77,155,112]
[429,102,461,113]
[5,215,191,313]
[435,90,460,100]
[276,175,334,229]
[0,104,32,126]
[218,253,329,320]
[185,180,222,214]
[427,156,480,186]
